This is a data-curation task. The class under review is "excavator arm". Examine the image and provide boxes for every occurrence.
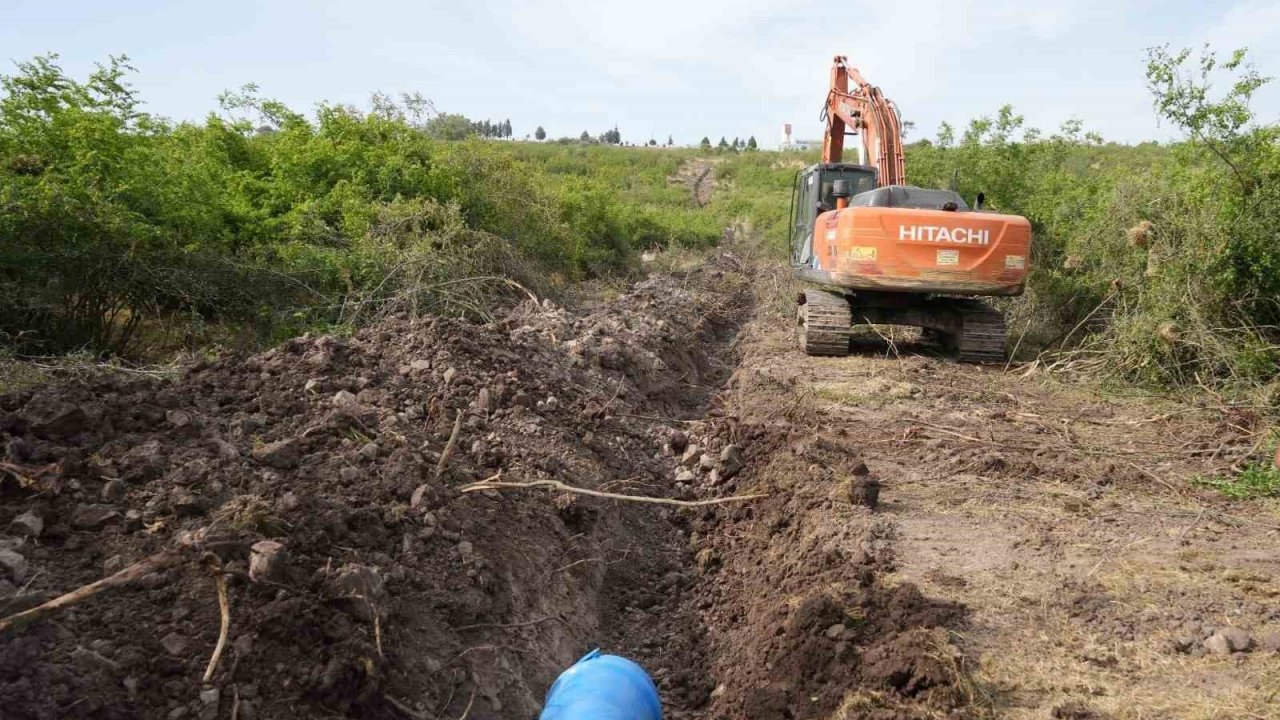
[820,56,905,186]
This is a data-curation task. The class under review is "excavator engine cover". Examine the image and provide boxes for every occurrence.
[791,166,1030,296]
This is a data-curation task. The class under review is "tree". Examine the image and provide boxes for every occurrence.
[503,118,512,138]
[936,121,955,148]
[732,137,740,149]
[535,125,546,141]
[667,134,674,146]
[717,136,729,150]
[580,130,591,142]
[599,125,621,145]
[699,136,711,150]
[746,135,757,150]
[424,113,475,140]
[648,138,657,146]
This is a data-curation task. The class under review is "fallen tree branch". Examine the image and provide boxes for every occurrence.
[456,686,477,720]
[454,615,560,632]
[202,565,231,685]
[435,410,464,480]
[459,478,766,507]
[0,550,186,634]
[385,695,430,720]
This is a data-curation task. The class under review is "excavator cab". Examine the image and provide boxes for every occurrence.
[789,163,877,266]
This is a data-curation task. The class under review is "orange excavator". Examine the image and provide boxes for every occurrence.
[792,56,1031,361]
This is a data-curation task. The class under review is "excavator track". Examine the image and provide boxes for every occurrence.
[797,289,852,356]
[953,299,1007,364]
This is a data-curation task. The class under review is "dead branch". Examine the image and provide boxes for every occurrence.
[0,550,187,634]
[435,410,464,479]
[385,695,430,720]
[0,461,60,487]
[456,687,477,720]
[202,567,231,685]
[614,413,703,425]
[454,615,559,632]
[459,478,766,507]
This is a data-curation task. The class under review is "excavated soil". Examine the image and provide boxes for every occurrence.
[3,252,1278,720]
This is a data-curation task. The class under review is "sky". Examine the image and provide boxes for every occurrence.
[4,0,1280,147]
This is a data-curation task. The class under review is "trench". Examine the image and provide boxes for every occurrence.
[592,290,748,718]
[0,253,975,720]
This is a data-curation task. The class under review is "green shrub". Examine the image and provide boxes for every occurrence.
[1194,462,1280,500]
[0,55,723,356]
[906,46,1280,394]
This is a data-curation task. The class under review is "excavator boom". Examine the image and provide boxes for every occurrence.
[821,56,905,184]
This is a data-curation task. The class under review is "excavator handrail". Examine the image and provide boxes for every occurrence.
[820,55,906,186]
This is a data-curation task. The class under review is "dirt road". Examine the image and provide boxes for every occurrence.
[700,270,1280,718]
[1,254,1277,719]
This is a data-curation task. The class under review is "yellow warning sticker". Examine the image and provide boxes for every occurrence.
[937,249,960,266]
[849,246,877,261]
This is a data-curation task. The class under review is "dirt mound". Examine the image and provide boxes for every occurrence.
[670,413,972,719]
[0,256,978,720]
[0,262,749,719]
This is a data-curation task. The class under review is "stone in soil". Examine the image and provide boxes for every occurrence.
[101,478,127,502]
[1256,633,1280,653]
[0,547,28,583]
[248,540,289,584]
[160,632,188,656]
[680,445,701,466]
[72,504,122,530]
[250,439,300,469]
[23,398,93,437]
[1205,627,1253,654]
[8,510,44,537]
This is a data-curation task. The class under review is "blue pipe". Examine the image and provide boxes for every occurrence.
[539,649,662,720]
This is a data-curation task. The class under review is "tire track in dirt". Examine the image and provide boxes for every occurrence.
[670,159,717,208]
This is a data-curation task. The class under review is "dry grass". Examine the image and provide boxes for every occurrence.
[0,356,55,395]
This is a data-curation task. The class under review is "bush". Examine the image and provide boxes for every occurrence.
[906,46,1280,394]
[0,55,723,356]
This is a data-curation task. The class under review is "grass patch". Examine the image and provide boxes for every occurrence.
[1193,462,1280,499]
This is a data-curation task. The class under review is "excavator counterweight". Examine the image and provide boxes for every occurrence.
[792,56,1031,361]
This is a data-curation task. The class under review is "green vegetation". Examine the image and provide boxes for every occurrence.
[1194,462,1280,500]
[908,46,1280,396]
[3,45,1278,408]
[0,55,721,357]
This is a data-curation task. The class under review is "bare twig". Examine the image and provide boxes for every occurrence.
[435,410,464,480]
[0,551,186,634]
[385,695,430,720]
[202,566,231,685]
[456,686,477,720]
[544,557,605,579]
[613,413,703,425]
[454,615,559,632]
[459,478,766,507]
